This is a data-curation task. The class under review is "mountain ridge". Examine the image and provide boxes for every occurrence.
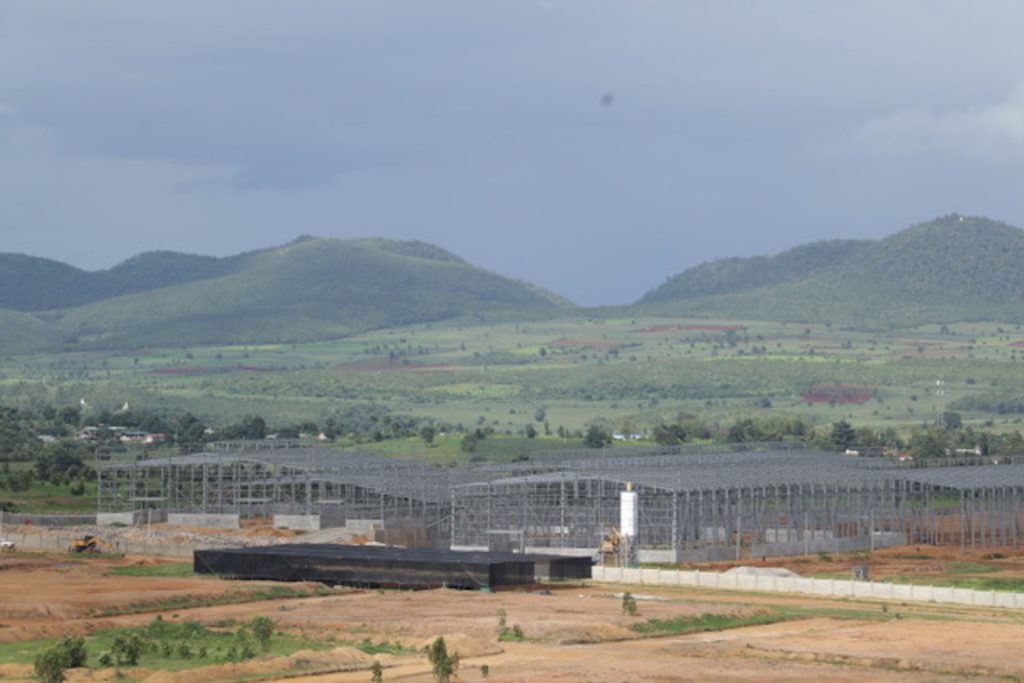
[0,236,574,352]
[639,214,1024,326]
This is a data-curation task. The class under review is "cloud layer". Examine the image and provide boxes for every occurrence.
[1,1,1023,305]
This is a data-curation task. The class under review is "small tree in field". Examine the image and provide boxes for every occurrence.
[371,660,384,683]
[250,616,274,652]
[427,637,459,683]
[622,591,638,616]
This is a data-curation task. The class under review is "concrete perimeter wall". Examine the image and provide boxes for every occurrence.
[591,566,1024,610]
[166,513,240,529]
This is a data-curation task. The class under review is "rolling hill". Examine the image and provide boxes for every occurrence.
[639,215,1024,327]
[0,250,241,311]
[3,237,573,350]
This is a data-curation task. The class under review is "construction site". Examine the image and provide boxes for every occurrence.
[94,444,1024,563]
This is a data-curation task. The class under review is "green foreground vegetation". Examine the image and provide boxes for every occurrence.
[632,610,794,636]
[2,616,414,682]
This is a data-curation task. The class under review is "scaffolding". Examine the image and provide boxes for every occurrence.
[98,446,1024,558]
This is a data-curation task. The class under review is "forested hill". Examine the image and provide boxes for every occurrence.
[0,251,239,311]
[0,237,574,351]
[639,215,1024,327]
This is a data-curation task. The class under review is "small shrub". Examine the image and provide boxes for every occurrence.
[371,660,384,683]
[111,632,145,666]
[177,643,192,660]
[250,616,274,652]
[34,636,87,683]
[480,663,490,678]
[622,591,639,616]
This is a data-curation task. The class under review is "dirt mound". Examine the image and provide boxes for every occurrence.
[139,647,374,682]
[241,527,295,538]
[531,621,637,645]
[417,632,501,658]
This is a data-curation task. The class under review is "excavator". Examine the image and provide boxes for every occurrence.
[68,535,117,554]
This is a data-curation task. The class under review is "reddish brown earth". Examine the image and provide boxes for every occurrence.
[2,548,1024,682]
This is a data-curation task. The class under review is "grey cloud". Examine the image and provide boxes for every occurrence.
[851,85,1024,161]
[1,2,1024,304]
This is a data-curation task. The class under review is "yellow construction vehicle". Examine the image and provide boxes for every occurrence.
[68,535,116,554]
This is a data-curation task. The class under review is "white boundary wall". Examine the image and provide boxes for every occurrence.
[591,566,1024,610]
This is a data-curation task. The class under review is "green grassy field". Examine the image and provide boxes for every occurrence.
[0,616,413,672]
[2,314,1024,437]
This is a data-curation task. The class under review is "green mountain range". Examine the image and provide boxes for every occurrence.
[639,215,1024,327]
[0,237,572,352]
[2,215,1024,354]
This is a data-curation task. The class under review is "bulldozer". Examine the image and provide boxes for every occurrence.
[68,535,116,554]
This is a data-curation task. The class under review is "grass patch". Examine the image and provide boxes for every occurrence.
[945,561,1000,575]
[0,616,331,670]
[106,562,194,578]
[349,639,418,656]
[95,584,333,617]
[633,610,793,636]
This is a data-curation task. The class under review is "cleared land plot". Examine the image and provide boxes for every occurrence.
[2,551,1024,681]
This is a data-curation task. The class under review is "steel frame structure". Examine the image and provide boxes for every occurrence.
[98,446,1024,556]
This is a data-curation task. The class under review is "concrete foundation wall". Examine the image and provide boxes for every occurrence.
[166,513,240,529]
[273,514,321,531]
[590,566,1024,610]
[638,549,676,564]
[97,513,136,526]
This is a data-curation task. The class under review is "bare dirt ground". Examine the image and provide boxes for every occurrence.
[693,543,1024,582]
[3,550,1024,682]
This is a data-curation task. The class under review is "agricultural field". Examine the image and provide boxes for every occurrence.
[2,315,1024,437]
[3,548,1024,681]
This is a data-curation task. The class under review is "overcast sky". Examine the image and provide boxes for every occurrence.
[2,1,1023,305]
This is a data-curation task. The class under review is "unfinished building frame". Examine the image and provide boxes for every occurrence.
[98,445,1024,561]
